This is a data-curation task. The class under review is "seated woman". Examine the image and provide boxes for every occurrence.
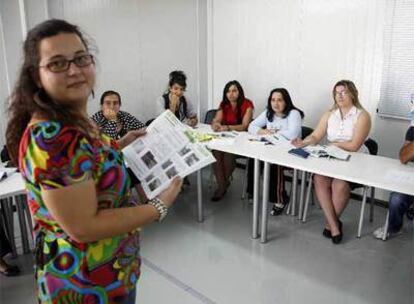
[292,80,371,244]
[247,88,304,215]
[92,90,145,139]
[156,70,198,127]
[210,80,254,201]
[92,90,147,202]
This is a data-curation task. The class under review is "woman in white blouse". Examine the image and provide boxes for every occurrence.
[292,80,371,244]
[247,88,304,215]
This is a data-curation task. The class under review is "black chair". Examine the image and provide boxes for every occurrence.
[286,126,315,216]
[145,118,155,127]
[204,109,217,124]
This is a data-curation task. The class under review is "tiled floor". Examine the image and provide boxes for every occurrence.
[1,168,413,304]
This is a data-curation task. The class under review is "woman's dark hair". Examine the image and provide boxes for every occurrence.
[5,19,95,165]
[168,70,187,89]
[266,88,304,121]
[100,90,121,105]
[221,80,246,124]
[163,70,188,117]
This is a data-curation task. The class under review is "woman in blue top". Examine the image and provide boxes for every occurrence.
[247,88,304,215]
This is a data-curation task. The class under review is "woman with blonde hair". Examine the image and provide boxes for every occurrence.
[292,80,371,244]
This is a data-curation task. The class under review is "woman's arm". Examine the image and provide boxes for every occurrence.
[292,111,330,147]
[331,111,371,152]
[247,111,267,135]
[211,109,223,131]
[41,177,182,243]
[399,141,414,164]
[123,112,145,131]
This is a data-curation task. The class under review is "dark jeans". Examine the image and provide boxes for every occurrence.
[388,192,414,233]
[246,158,286,204]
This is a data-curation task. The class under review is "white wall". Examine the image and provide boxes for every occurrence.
[46,0,200,123]
[208,0,411,159]
[0,0,411,192]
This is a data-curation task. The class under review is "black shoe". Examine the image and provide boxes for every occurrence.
[211,188,227,202]
[331,233,343,244]
[270,203,285,216]
[331,220,343,244]
[322,228,332,238]
[323,220,342,239]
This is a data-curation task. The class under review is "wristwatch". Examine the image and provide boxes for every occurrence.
[148,197,168,222]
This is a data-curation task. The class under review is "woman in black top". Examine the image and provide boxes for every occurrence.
[156,71,198,126]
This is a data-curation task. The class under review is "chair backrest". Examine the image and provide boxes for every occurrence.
[364,138,378,155]
[204,109,217,124]
[301,126,314,140]
[145,118,155,126]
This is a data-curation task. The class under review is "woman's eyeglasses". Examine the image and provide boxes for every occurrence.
[39,54,94,73]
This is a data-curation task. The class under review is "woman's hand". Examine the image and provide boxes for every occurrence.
[158,177,183,208]
[218,125,230,132]
[103,109,117,121]
[118,129,147,149]
[258,129,273,135]
[211,121,222,132]
[186,116,198,127]
[291,138,305,148]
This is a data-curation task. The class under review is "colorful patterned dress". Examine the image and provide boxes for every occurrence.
[19,121,141,303]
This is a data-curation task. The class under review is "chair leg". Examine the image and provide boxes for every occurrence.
[241,160,249,200]
[298,171,307,220]
[357,186,369,238]
[382,210,389,241]
[369,187,375,222]
[302,173,313,222]
[286,169,298,216]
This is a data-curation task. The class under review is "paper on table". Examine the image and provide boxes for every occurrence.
[384,170,414,185]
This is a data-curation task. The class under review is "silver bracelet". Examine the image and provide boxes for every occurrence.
[148,197,168,222]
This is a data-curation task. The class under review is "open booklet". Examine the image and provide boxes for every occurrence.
[122,110,216,199]
[304,145,351,161]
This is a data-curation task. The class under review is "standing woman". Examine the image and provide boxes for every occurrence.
[156,70,198,127]
[247,88,304,215]
[292,80,371,244]
[6,19,182,303]
[210,80,254,201]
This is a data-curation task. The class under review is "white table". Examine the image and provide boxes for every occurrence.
[195,124,265,238]
[258,145,414,242]
[0,172,31,256]
[194,124,414,243]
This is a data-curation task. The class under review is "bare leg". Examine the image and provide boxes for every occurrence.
[212,150,227,192]
[314,174,340,235]
[222,153,236,188]
[331,179,351,219]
